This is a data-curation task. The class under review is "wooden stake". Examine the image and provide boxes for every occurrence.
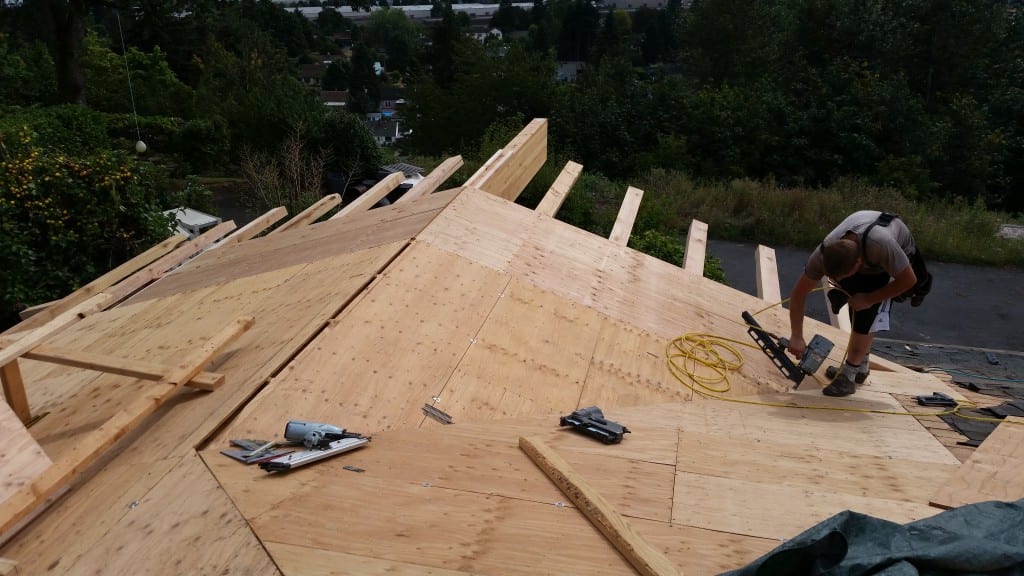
[519,436,680,576]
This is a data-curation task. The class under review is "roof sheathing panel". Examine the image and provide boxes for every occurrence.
[131,188,458,302]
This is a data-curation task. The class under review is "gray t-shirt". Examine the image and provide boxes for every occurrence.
[805,210,916,281]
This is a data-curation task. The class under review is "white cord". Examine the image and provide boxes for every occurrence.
[115,11,142,143]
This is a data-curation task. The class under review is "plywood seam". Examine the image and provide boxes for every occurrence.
[193,244,415,452]
[420,275,515,429]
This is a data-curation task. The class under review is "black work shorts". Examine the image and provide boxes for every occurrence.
[837,272,890,335]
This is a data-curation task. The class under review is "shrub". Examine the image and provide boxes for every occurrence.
[0,128,174,329]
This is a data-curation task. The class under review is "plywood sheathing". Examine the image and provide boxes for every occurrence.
[417,188,912,393]
[60,451,279,576]
[930,416,1024,509]
[1,238,411,574]
[203,392,957,576]
[131,189,458,302]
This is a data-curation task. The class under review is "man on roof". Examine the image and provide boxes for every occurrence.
[786,210,933,397]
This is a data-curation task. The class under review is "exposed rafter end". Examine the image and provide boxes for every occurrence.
[682,219,709,275]
[755,245,782,303]
[609,186,644,246]
[536,160,582,218]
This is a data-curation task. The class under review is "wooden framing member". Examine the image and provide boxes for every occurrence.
[520,436,680,576]
[536,161,582,218]
[5,233,187,335]
[270,194,341,235]
[329,172,405,221]
[464,118,548,202]
[212,206,288,249]
[0,316,254,542]
[397,155,463,203]
[755,245,782,303]
[0,221,237,423]
[609,187,644,246]
[0,361,29,424]
[929,416,1024,509]
[23,345,224,391]
[682,219,708,276]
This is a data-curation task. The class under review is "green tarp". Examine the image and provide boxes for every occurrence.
[720,499,1024,576]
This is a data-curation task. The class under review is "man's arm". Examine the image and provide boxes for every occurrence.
[849,265,917,311]
[787,273,818,358]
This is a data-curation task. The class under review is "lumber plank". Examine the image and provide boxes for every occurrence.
[397,155,463,203]
[4,233,186,335]
[463,148,505,189]
[0,317,253,539]
[0,361,29,423]
[682,219,708,275]
[270,194,341,235]
[465,118,547,201]
[17,299,57,321]
[23,345,224,391]
[213,206,287,248]
[519,436,680,576]
[536,160,582,218]
[330,172,405,220]
[608,186,644,246]
[0,558,17,575]
[929,416,1024,509]
[0,294,116,369]
[754,245,781,303]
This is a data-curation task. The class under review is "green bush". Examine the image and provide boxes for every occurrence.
[0,128,174,329]
[176,116,231,173]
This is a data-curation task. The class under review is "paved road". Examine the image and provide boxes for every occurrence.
[708,240,1024,353]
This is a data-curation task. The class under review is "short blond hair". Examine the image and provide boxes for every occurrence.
[822,238,860,278]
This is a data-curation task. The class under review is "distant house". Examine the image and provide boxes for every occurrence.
[472,28,502,42]
[299,62,327,86]
[378,86,407,118]
[320,90,349,107]
[368,119,402,146]
[556,61,586,82]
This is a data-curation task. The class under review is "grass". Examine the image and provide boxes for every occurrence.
[398,154,1024,268]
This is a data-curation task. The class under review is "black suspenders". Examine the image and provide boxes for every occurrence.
[860,212,896,268]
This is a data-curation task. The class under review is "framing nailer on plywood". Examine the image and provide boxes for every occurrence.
[742,311,834,389]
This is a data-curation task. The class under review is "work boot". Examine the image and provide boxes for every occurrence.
[822,362,859,397]
[824,356,870,384]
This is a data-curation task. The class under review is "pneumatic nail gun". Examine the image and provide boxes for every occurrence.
[742,311,834,389]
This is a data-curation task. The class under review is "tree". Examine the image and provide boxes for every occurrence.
[346,42,379,113]
[363,8,421,75]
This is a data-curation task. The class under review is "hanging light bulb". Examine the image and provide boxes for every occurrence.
[135,140,147,154]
